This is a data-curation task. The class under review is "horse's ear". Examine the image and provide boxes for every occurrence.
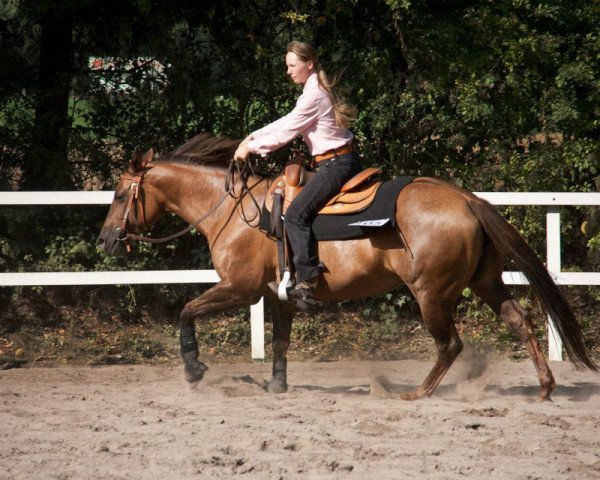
[129,151,142,172]
[130,148,154,171]
[141,148,154,167]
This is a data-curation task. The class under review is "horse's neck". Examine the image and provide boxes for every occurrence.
[149,163,266,244]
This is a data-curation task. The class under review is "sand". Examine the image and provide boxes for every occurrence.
[1,355,599,479]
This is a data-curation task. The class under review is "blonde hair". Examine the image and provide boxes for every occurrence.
[287,41,356,129]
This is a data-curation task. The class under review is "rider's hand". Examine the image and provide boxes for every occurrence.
[234,144,250,162]
[234,136,252,162]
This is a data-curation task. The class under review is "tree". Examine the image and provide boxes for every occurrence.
[21,1,74,190]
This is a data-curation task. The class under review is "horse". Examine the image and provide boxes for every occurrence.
[97,133,597,400]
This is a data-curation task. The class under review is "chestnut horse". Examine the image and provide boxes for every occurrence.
[97,133,596,400]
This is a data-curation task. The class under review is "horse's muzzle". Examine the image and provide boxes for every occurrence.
[96,231,127,256]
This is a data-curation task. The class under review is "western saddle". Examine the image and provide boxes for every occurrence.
[265,157,382,216]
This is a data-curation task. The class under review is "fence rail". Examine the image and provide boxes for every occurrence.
[2,191,600,361]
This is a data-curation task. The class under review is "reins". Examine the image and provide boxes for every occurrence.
[226,156,263,225]
[123,191,231,245]
[117,158,260,250]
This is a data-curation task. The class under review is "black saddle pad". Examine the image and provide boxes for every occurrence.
[259,176,414,241]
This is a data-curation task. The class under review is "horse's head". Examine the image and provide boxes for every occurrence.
[97,148,162,255]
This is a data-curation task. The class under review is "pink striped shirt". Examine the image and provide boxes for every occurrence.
[247,72,353,156]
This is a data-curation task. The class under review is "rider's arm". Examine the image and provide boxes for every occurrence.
[247,92,322,156]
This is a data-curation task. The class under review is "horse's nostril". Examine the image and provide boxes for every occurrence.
[97,237,105,247]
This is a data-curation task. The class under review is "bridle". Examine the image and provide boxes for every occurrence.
[114,170,149,252]
[114,157,261,252]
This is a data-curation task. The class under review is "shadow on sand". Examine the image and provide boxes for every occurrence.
[264,377,600,401]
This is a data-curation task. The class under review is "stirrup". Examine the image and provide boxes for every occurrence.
[268,271,293,301]
[277,270,293,301]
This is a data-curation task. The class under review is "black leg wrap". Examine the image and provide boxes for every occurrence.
[180,324,198,354]
[272,358,287,379]
[268,358,288,394]
[180,324,207,383]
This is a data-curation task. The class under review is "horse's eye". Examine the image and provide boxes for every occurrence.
[115,192,127,203]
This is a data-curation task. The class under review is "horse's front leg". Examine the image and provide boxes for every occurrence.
[179,281,259,384]
[267,295,295,393]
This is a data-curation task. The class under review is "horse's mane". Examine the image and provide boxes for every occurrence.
[156,133,239,168]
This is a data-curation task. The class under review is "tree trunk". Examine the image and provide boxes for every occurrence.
[22,5,74,190]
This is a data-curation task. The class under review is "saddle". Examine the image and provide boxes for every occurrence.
[264,159,382,216]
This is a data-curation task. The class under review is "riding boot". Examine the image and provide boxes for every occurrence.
[287,276,322,311]
[268,275,323,312]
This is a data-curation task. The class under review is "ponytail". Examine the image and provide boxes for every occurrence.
[316,69,356,129]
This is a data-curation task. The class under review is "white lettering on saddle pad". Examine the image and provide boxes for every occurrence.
[347,218,390,227]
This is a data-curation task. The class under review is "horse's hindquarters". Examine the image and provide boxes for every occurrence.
[392,179,484,297]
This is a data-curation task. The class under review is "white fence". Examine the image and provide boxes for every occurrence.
[2,190,600,362]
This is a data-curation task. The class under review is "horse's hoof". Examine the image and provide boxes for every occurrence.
[400,389,426,401]
[267,378,288,394]
[184,361,208,383]
[537,389,554,402]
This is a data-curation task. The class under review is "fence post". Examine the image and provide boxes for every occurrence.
[250,298,265,360]
[546,206,563,361]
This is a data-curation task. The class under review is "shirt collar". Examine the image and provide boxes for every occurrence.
[303,72,319,91]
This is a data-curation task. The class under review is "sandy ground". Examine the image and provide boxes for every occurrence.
[1,353,600,480]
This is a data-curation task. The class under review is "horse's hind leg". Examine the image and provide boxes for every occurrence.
[469,256,556,400]
[401,294,463,400]
[268,296,294,393]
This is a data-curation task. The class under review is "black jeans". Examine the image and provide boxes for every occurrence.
[284,152,362,282]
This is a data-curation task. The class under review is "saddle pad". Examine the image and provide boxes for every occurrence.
[259,176,414,241]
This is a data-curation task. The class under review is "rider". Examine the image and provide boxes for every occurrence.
[234,41,360,307]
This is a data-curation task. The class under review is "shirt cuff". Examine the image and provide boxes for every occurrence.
[247,135,278,155]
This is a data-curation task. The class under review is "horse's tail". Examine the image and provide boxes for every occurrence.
[467,196,597,371]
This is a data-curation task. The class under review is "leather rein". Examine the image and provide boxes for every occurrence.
[115,158,260,252]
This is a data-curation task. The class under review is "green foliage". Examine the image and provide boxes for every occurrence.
[362,292,412,323]
[195,310,251,348]
[1,0,598,192]
[363,316,402,343]
[122,334,167,361]
[292,315,324,345]
[360,292,413,342]
[458,288,496,323]
[41,236,94,272]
